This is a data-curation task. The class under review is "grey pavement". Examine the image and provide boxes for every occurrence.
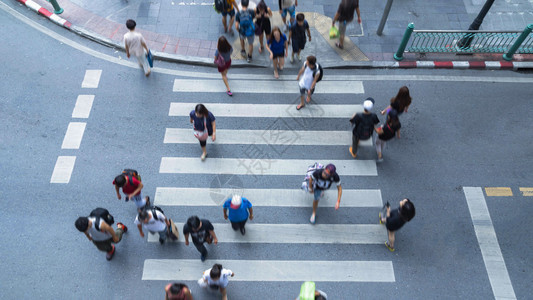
[14,0,533,67]
[2,4,533,299]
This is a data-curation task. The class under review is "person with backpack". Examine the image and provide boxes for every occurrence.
[165,282,193,300]
[254,0,272,54]
[374,109,401,162]
[214,36,233,96]
[75,208,128,261]
[288,13,310,63]
[218,0,239,36]
[278,0,298,32]
[379,198,416,252]
[198,264,234,300]
[190,104,216,161]
[307,163,342,224]
[266,26,288,79]
[295,55,322,110]
[349,97,380,158]
[223,194,254,235]
[113,169,146,211]
[331,0,361,50]
[235,0,255,62]
[183,216,219,261]
[135,207,170,244]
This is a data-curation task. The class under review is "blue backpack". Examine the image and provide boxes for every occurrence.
[239,10,255,36]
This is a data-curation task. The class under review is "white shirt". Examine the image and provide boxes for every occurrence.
[123,31,147,57]
[134,211,167,232]
[202,268,233,288]
[299,62,318,90]
[87,217,112,242]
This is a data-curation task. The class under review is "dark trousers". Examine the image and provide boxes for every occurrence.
[92,228,124,252]
[230,220,247,231]
[352,134,360,154]
[193,241,208,256]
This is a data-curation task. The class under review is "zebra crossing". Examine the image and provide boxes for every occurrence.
[142,77,395,286]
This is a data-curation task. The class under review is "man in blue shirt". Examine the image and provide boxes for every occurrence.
[223,195,254,235]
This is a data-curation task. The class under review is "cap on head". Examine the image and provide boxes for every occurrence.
[325,164,336,174]
[363,97,375,111]
[230,195,242,209]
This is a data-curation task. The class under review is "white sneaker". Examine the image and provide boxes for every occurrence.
[201,153,207,161]
[283,24,288,32]
[297,53,301,61]
[290,55,294,63]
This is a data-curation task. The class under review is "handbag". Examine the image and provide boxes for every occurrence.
[146,49,154,67]
[329,26,339,39]
[214,53,226,68]
[194,117,209,141]
[167,219,179,241]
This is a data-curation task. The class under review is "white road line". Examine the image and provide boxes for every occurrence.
[3,2,533,83]
[61,122,86,149]
[169,103,363,118]
[148,223,386,244]
[160,157,377,176]
[72,95,94,118]
[81,70,102,88]
[50,156,76,183]
[463,187,516,300]
[164,128,372,146]
[154,187,382,207]
[173,79,364,94]
[142,259,395,282]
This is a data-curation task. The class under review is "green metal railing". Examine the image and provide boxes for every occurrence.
[394,23,533,61]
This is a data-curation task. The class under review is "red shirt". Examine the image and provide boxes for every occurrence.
[113,176,141,195]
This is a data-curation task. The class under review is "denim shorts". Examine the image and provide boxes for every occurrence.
[281,5,296,19]
[222,9,236,17]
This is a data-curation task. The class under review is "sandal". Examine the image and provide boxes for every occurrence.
[274,70,279,79]
[335,42,344,49]
[296,104,305,110]
[385,241,395,252]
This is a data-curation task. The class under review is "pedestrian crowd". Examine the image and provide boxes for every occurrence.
[83,2,417,298]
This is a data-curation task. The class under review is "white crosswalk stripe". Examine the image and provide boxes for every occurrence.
[143,259,395,282]
[164,128,372,146]
[173,79,365,94]
[160,157,377,176]
[148,223,386,244]
[154,187,382,207]
[169,102,363,118]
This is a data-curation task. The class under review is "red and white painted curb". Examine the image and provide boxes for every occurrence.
[17,0,71,28]
[394,60,532,70]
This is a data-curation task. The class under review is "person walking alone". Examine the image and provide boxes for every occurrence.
[235,0,255,62]
[374,109,401,162]
[214,36,233,96]
[288,13,310,63]
[266,26,288,79]
[223,194,254,235]
[183,216,219,261]
[307,163,342,224]
[123,19,151,76]
[331,0,361,50]
[190,104,216,161]
[198,264,234,300]
[380,198,416,252]
[295,55,321,110]
[135,208,170,245]
[75,209,128,261]
[165,282,193,300]
[254,0,272,54]
[221,0,239,36]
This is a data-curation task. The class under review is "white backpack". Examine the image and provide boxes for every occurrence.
[301,162,323,192]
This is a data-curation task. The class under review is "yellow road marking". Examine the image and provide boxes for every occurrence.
[519,188,533,196]
[484,187,513,197]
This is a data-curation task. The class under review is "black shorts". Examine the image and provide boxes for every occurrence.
[292,39,306,52]
[273,52,284,58]
[257,18,271,35]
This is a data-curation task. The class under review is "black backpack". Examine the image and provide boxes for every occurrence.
[312,63,323,82]
[148,206,165,221]
[90,208,114,231]
[122,169,141,184]
[214,0,226,13]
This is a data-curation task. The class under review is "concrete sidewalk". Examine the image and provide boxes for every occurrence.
[14,0,533,68]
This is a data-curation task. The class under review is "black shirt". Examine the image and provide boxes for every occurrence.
[337,0,359,22]
[311,169,341,190]
[350,113,380,139]
[183,219,214,243]
[385,208,406,232]
[378,122,401,141]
